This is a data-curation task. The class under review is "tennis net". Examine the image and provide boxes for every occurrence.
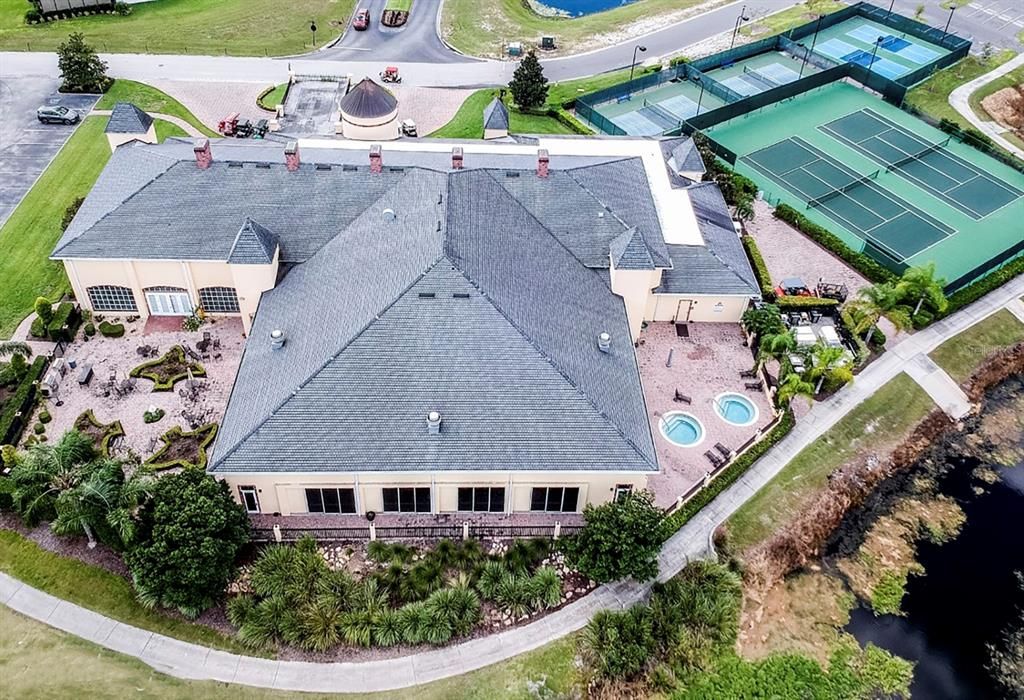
[743,65,780,89]
[885,136,952,172]
[644,100,684,126]
[806,169,880,209]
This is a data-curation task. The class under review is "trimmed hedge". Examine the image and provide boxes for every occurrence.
[944,255,1024,317]
[662,409,795,535]
[73,409,124,457]
[145,423,219,470]
[98,321,124,338]
[129,346,206,391]
[776,295,839,310]
[0,356,49,445]
[551,108,593,134]
[47,302,81,342]
[742,236,774,299]
[774,205,897,285]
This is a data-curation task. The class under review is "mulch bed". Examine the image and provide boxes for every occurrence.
[381,9,408,27]
[130,345,205,392]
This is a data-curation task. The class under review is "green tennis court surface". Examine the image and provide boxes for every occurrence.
[708,83,1024,287]
[819,108,1023,219]
[744,136,953,261]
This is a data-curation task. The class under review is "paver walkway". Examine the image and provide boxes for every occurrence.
[4,274,1024,692]
[89,109,203,137]
[948,51,1024,159]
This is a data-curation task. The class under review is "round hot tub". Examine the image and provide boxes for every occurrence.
[713,393,759,427]
[659,412,705,447]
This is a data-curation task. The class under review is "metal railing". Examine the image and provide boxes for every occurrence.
[251,522,581,543]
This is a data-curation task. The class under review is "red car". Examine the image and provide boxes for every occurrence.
[353,8,370,30]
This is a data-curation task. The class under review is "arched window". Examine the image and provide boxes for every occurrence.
[198,287,240,313]
[86,285,137,312]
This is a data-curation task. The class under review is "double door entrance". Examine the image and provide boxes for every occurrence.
[145,289,193,316]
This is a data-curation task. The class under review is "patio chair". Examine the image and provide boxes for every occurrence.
[744,381,763,391]
[673,389,692,404]
[715,442,732,459]
[704,450,723,467]
[739,369,758,379]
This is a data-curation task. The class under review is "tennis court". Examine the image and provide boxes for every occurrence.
[586,78,727,136]
[809,17,949,79]
[704,50,823,98]
[819,108,1024,218]
[744,136,953,261]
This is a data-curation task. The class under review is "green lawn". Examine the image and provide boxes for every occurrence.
[740,0,844,38]
[0,530,252,654]
[386,0,413,11]
[441,0,710,58]
[0,604,581,699]
[0,0,354,55]
[257,83,289,111]
[727,375,936,552]
[929,309,1024,384]
[155,119,189,142]
[429,89,577,138]
[904,51,1015,127]
[0,117,109,339]
[96,80,217,137]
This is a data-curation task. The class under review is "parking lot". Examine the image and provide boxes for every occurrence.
[0,77,98,228]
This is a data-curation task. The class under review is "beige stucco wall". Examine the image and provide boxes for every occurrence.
[217,470,650,516]
[62,251,278,333]
[340,110,400,141]
[484,127,509,140]
[647,293,750,323]
[609,264,663,341]
[106,125,158,152]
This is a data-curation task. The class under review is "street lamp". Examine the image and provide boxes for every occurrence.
[629,44,648,83]
[869,35,884,72]
[800,14,825,79]
[694,76,705,117]
[310,20,318,47]
[942,6,956,39]
[887,0,896,17]
[730,6,750,49]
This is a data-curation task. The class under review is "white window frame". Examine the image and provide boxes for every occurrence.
[144,287,193,316]
[239,486,260,514]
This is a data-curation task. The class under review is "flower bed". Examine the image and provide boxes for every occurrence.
[73,409,124,457]
[129,345,205,391]
[144,423,218,470]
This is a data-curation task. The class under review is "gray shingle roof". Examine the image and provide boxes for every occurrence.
[340,78,398,119]
[657,183,759,297]
[105,102,154,134]
[609,228,655,270]
[483,98,509,131]
[670,138,704,174]
[228,219,278,264]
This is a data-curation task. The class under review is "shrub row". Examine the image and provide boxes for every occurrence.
[943,255,1024,318]
[775,295,839,310]
[0,356,49,445]
[47,302,81,342]
[741,236,773,299]
[773,205,897,285]
[662,409,795,535]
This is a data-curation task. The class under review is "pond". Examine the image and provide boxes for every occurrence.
[843,388,1024,699]
[533,0,639,18]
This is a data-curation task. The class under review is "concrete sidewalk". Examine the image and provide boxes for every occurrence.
[948,52,1024,159]
[903,354,972,419]
[3,275,1024,692]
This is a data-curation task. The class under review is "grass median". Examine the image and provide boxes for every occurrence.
[0,0,354,55]
[96,80,217,137]
[904,50,1015,127]
[429,89,578,138]
[929,309,1024,385]
[726,374,936,552]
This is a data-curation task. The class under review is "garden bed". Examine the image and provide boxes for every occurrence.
[129,345,205,391]
[381,9,408,27]
[72,410,124,457]
[144,422,218,470]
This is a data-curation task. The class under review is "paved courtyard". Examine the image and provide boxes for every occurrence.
[35,317,245,461]
[637,322,775,508]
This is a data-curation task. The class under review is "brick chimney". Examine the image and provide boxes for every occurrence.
[193,138,212,170]
[537,148,549,178]
[284,141,300,172]
[451,146,464,170]
[369,144,382,174]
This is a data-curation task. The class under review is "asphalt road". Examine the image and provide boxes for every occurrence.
[0,78,97,229]
[313,0,476,64]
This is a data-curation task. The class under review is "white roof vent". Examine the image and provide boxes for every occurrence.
[270,329,285,350]
[427,410,442,435]
[597,332,611,353]
[382,208,396,221]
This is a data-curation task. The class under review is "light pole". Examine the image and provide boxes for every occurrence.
[887,0,895,17]
[730,6,750,49]
[800,14,825,79]
[942,6,956,39]
[869,35,884,71]
[629,44,647,83]
[310,20,318,47]
[694,76,705,117]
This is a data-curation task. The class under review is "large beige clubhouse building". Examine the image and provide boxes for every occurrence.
[52,134,758,521]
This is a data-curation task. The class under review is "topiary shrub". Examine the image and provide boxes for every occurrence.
[130,345,205,391]
[33,422,45,435]
[38,409,51,424]
[143,407,165,424]
[98,321,124,338]
[84,322,96,336]
[29,316,47,339]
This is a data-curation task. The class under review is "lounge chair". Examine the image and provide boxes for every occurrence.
[704,450,723,467]
[744,381,763,391]
[739,369,757,379]
[673,389,692,404]
[715,442,732,459]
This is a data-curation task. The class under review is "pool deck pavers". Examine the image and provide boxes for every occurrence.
[4,275,1024,693]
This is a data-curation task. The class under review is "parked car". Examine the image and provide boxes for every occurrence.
[36,105,80,125]
[353,8,370,30]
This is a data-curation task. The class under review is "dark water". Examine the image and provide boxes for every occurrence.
[534,0,637,17]
[842,442,1024,698]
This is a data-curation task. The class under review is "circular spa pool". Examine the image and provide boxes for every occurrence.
[659,412,705,447]
[714,393,759,427]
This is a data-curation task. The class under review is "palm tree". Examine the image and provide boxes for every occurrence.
[853,283,912,343]
[807,343,854,394]
[777,371,816,407]
[741,305,784,338]
[0,341,31,358]
[51,461,123,549]
[10,430,96,526]
[898,263,948,316]
[756,329,797,369]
